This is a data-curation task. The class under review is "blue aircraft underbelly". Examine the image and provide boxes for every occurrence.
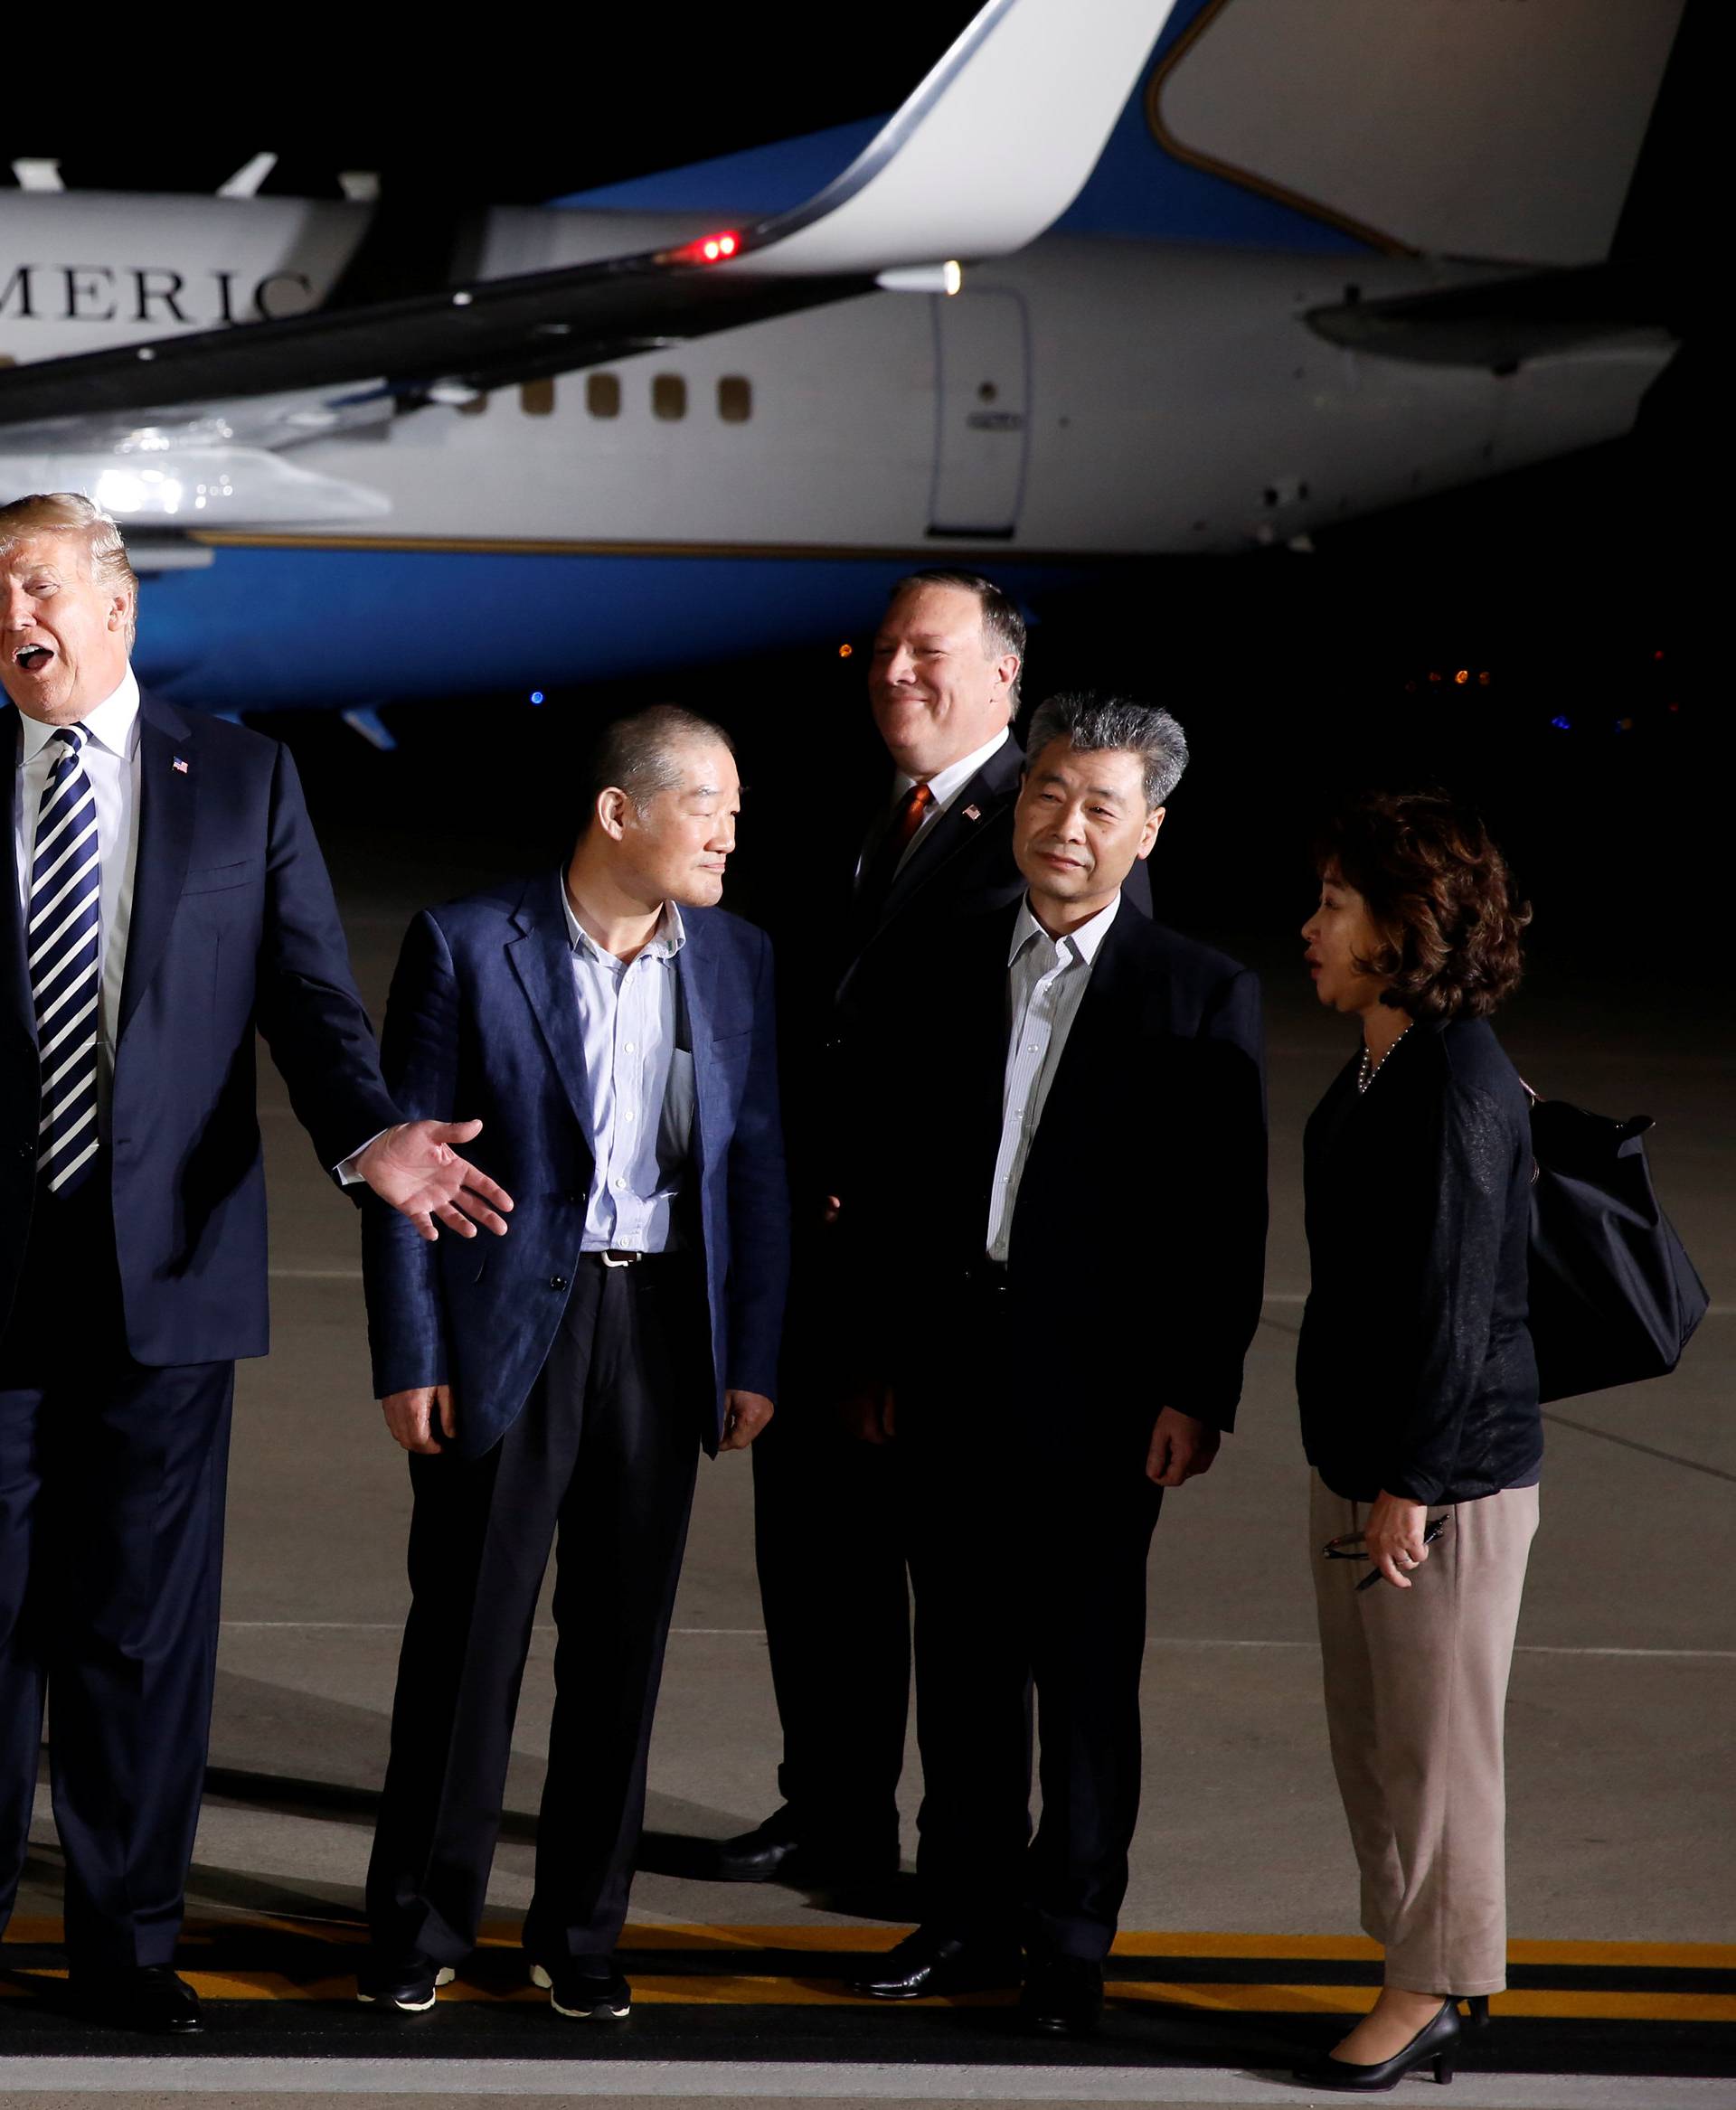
[132,547,1090,712]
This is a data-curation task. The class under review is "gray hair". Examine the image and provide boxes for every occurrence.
[1024,692,1189,809]
[0,490,138,646]
[583,703,734,827]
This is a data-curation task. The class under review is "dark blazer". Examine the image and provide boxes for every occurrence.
[0,693,399,1364]
[844,897,1267,1432]
[838,734,1151,1014]
[781,735,1151,1205]
[1297,1015,1541,1505]
[363,871,790,1459]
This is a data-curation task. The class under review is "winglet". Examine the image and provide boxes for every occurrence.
[725,0,1179,277]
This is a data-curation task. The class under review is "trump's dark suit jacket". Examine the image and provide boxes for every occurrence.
[845,896,1267,1433]
[0,693,399,1364]
[363,871,790,1460]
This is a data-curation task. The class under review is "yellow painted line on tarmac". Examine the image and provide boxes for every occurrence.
[13,1917,1734,1970]
[1108,1983,1736,2024]
[5,1920,1732,2028]
[3,1970,1731,2024]
[1510,1937,1736,1971]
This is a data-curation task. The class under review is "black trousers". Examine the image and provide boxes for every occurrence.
[0,1182,234,1970]
[366,1253,705,1964]
[749,1244,909,1858]
[899,1276,1164,1963]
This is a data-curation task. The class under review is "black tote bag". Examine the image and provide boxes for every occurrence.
[1524,1091,1709,1404]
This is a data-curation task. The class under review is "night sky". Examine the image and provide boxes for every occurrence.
[7,3,1712,979]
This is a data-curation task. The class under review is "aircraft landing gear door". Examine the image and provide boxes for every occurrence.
[927,288,1030,540]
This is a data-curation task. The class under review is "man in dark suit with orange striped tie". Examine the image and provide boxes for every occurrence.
[711,570,1150,1888]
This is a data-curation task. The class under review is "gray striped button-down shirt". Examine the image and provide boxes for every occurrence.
[986,891,1121,1261]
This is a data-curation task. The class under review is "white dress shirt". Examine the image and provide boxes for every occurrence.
[14,670,143,1119]
[986,891,1122,1261]
[561,880,695,1253]
[875,724,1011,881]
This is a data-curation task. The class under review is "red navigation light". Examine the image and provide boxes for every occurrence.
[679,230,742,265]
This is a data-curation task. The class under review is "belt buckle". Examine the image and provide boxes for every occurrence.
[601,1248,640,1269]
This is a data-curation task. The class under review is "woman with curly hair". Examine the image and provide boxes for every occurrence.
[1293,790,1540,2093]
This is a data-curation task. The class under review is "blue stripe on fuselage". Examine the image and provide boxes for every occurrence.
[132,546,1090,712]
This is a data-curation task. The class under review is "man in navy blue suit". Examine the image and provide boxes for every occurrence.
[360,703,788,2022]
[0,493,513,2034]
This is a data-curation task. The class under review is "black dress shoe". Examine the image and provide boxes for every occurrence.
[531,1956,631,2020]
[850,1927,1023,2001]
[356,1952,457,2011]
[71,1965,203,2035]
[704,1805,897,1885]
[1292,1998,1460,2091]
[1019,1955,1104,2037]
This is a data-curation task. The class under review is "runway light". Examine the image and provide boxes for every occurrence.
[1454,668,1469,685]
[1617,717,1634,732]
[838,643,854,658]
[529,690,545,706]
[1551,716,1572,730]
[1478,671,1491,685]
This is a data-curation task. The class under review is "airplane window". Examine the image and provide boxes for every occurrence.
[652,373,687,422]
[718,375,752,424]
[587,372,621,419]
[520,379,555,417]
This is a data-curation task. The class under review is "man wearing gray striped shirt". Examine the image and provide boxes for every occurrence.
[845,692,1267,2037]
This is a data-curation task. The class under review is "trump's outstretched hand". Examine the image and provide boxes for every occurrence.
[355,1119,514,1242]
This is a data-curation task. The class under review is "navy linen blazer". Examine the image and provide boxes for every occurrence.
[0,693,401,1365]
[363,871,790,1459]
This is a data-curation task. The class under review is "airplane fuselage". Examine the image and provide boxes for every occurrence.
[0,193,1675,709]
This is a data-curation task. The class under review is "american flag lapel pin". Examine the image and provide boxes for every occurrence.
[173,756,190,774]
[962,803,981,822]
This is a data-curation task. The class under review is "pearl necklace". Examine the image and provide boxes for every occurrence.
[1356,1022,1413,1095]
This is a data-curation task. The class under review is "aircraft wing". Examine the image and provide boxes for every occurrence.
[0,0,1175,435]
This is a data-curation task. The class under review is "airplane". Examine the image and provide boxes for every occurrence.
[0,0,1686,733]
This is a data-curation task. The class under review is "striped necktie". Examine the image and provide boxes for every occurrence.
[856,781,935,918]
[30,726,103,1197]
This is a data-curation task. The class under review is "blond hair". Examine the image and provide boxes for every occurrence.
[0,492,138,644]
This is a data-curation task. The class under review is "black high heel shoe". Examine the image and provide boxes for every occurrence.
[1292,1997,1461,2092]
[1459,1993,1491,2029]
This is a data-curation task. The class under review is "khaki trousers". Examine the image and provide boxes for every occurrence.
[1309,1474,1539,1995]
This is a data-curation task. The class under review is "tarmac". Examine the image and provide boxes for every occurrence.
[3,832,1731,2108]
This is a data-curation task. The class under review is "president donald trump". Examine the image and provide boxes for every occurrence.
[360,704,788,2023]
[0,493,511,2034]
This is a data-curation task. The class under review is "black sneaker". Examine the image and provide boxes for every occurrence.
[356,1954,456,2011]
[531,1956,631,2020]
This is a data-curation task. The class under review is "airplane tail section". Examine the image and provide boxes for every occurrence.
[1145,0,1686,265]
[741,0,1183,274]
